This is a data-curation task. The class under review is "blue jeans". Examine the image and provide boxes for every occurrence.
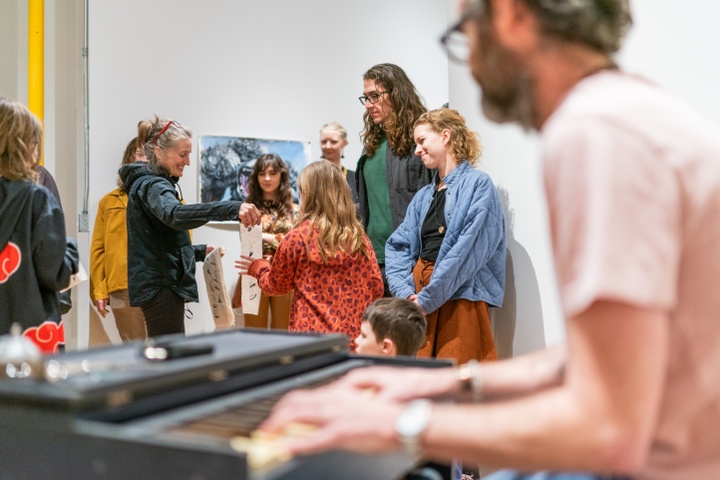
[483,471,628,480]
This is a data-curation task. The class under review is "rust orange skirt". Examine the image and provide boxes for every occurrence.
[413,258,497,364]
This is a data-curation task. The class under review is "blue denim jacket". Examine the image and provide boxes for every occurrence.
[386,161,506,314]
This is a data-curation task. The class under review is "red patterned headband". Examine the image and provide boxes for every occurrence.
[153,121,177,145]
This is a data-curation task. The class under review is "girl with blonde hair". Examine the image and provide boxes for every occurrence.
[236,160,383,345]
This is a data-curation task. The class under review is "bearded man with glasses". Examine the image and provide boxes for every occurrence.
[355,63,433,296]
[260,1,720,479]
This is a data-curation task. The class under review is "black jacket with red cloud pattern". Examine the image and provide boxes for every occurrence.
[0,178,78,333]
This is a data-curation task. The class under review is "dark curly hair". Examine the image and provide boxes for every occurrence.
[361,64,426,158]
[246,153,294,219]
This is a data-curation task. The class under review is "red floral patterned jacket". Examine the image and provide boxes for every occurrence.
[247,220,383,343]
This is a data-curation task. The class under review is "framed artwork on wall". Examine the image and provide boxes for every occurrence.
[198,135,310,204]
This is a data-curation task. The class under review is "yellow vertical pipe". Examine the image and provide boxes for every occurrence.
[28,0,44,165]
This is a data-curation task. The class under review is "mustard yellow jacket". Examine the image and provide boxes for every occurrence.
[90,185,195,303]
[89,188,130,302]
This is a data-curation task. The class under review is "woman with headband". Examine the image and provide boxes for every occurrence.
[120,116,243,337]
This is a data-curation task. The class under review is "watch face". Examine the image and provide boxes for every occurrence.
[396,399,433,437]
[396,411,417,435]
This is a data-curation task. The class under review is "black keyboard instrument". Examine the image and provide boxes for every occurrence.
[0,329,450,480]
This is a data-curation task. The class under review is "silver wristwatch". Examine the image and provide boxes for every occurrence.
[394,399,433,455]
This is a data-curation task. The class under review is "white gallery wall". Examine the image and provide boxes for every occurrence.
[2,0,720,356]
[87,0,450,337]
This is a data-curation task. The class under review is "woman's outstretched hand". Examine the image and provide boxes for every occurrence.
[238,203,261,228]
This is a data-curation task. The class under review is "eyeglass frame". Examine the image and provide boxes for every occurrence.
[439,0,486,63]
[358,91,389,106]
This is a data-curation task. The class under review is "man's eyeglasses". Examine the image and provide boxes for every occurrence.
[358,91,388,106]
[440,0,485,64]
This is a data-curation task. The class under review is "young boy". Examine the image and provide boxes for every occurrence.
[356,298,469,479]
[355,297,426,357]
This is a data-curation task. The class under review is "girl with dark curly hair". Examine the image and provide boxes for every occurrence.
[237,153,298,330]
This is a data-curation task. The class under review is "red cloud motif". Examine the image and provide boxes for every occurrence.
[0,242,22,283]
[24,321,65,354]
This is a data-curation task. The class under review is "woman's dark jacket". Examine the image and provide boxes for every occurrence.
[119,163,241,306]
[356,143,433,230]
[0,178,78,332]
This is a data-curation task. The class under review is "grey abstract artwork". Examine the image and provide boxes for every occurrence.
[198,135,310,204]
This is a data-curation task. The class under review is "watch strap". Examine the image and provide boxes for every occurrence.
[395,399,433,455]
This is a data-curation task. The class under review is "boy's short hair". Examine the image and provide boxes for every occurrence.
[362,298,427,356]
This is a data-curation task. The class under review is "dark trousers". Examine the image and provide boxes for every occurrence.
[378,263,392,298]
[140,287,185,337]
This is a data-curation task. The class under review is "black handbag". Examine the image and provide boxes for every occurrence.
[58,290,72,315]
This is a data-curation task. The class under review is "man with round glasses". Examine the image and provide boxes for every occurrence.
[260,1,720,479]
[355,63,433,296]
